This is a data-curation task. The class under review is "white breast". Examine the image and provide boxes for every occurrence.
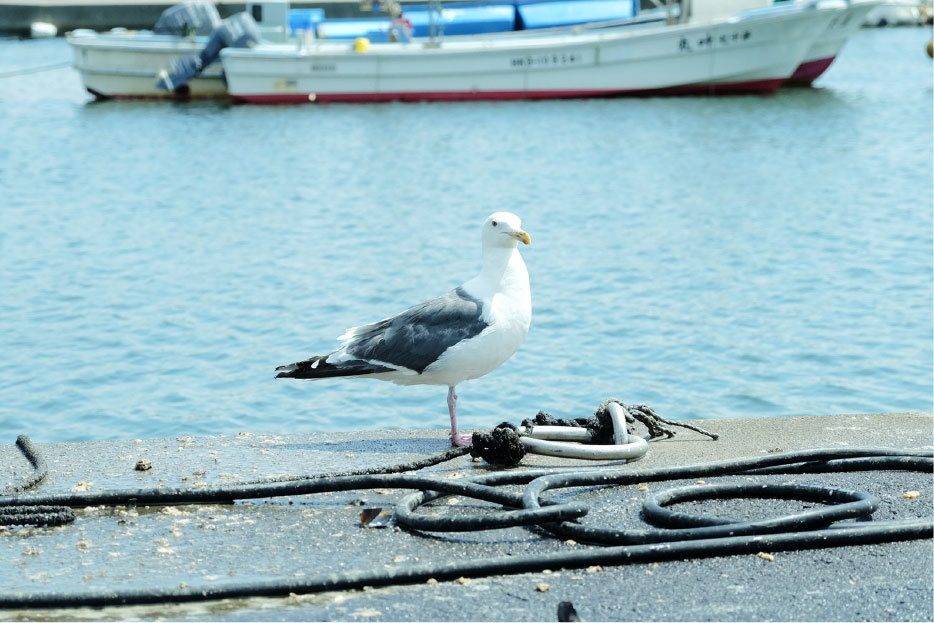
[409,249,531,387]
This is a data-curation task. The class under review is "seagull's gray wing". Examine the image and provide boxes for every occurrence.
[342,286,489,373]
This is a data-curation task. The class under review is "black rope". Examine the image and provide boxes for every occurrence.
[598,398,719,440]
[234,444,472,485]
[0,520,929,608]
[518,399,720,443]
[9,435,49,492]
[558,601,582,622]
[0,437,930,609]
[470,399,718,466]
[0,439,469,527]
[0,455,482,510]
[470,421,527,465]
[519,450,931,545]
[0,435,76,527]
[521,409,611,442]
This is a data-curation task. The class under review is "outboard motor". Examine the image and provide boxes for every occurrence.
[153,1,222,36]
[156,12,260,92]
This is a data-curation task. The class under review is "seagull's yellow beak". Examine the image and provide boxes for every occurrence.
[511,229,531,245]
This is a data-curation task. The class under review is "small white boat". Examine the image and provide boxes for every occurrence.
[219,2,840,104]
[67,1,295,100]
[30,21,58,39]
[69,31,228,99]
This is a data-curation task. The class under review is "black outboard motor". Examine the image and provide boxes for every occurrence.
[156,12,260,92]
[153,1,222,37]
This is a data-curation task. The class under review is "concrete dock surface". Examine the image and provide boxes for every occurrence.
[1,412,932,621]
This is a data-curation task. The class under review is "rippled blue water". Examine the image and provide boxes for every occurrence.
[0,28,931,442]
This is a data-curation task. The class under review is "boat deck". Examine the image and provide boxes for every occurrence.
[1,0,378,36]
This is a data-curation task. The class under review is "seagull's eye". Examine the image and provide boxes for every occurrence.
[491,220,498,227]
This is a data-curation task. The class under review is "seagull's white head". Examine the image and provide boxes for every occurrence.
[482,212,531,249]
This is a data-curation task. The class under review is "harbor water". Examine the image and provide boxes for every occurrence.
[0,27,931,442]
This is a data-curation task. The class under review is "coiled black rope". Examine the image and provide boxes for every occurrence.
[0,438,930,609]
[518,449,933,545]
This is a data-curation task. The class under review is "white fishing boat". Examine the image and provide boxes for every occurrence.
[67,1,309,100]
[67,0,849,102]
[69,31,228,99]
[220,1,840,104]
[66,0,652,100]
[684,0,880,86]
[787,0,880,84]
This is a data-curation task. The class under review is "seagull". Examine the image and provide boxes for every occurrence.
[275,212,532,447]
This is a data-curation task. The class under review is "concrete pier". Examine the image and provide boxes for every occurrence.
[1,412,931,621]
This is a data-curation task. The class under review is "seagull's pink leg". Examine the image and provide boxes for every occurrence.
[447,386,472,447]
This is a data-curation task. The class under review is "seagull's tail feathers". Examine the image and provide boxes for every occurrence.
[275,355,392,380]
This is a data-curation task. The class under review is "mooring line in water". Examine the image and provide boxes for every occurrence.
[0,61,71,79]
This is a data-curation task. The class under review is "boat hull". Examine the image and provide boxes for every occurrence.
[787,0,880,85]
[236,79,787,103]
[68,32,228,99]
[222,5,837,104]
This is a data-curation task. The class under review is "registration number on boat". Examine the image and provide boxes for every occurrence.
[510,53,583,68]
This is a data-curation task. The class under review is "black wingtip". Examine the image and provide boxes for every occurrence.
[274,355,392,380]
[273,357,320,379]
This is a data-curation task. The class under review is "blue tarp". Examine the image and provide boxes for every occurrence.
[288,8,325,33]
[515,0,635,29]
[313,0,637,40]
[316,18,394,41]
[403,2,517,36]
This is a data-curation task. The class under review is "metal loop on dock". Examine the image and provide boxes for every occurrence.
[517,402,649,460]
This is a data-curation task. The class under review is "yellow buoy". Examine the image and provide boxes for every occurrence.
[354,37,370,53]
[927,39,933,59]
